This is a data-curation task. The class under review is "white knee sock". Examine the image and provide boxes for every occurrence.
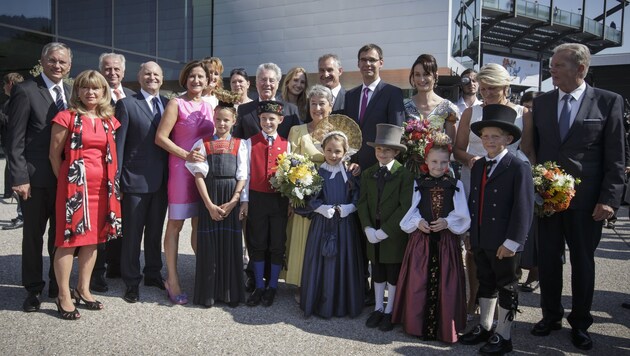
[479,297,497,331]
[384,283,396,314]
[496,306,513,340]
[374,282,386,312]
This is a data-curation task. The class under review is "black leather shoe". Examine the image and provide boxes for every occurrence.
[378,313,394,331]
[571,328,593,350]
[366,310,384,328]
[23,293,41,312]
[261,287,277,307]
[530,319,562,336]
[2,218,24,230]
[459,324,493,345]
[479,333,512,355]
[144,277,166,290]
[246,288,265,307]
[123,286,139,303]
[105,266,121,279]
[90,274,109,293]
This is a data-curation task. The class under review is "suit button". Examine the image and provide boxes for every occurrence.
[471,213,475,217]
[472,200,476,203]
[492,218,495,221]
[493,189,498,193]
[493,203,496,207]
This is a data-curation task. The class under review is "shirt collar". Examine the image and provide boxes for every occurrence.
[141,88,159,101]
[379,159,395,171]
[41,72,62,90]
[558,81,586,102]
[485,148,509,164]
[362,78,381,92]
[262,132,277,141]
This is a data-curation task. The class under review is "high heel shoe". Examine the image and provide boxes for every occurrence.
[164,279,188,305]
[55,298,80,320]
[73,289,104,310]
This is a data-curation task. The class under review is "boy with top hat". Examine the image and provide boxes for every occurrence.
[460,104,534,354]
[239,101,290,307]
[358,124,414,331]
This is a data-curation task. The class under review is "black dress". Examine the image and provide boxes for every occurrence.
[193,137,245,307]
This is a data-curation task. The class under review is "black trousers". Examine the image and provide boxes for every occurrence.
[93,236,122,277]
[538,209,602,330]
[246,191,288,265]
[120,188,168,287]
[371,243,401,285]
[474,247,521,309]
[20,186,56,293]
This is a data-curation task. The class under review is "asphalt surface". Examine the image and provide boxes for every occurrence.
[0,157,629,355]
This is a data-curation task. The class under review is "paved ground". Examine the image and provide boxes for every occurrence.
[0,157,629,355]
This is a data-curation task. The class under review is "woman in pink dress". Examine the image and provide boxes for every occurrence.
[155,60,215,304]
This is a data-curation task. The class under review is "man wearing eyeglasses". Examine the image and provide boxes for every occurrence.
[343,43,405,170]
[456,68,482,115]
[8,42,72,312]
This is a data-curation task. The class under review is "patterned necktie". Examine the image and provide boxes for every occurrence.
[558,94,573,140]
[113,88,123,101]
[152,97,162,121]
[53,86,65,112]
[359,87,370,123]
[267,135,274,146]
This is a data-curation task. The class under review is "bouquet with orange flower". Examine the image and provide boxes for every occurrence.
[400,118,436,177]
[532,161,581,217]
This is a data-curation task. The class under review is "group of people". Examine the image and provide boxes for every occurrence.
[3,40,625,355]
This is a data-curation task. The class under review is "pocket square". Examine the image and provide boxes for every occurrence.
[583,119,601,122]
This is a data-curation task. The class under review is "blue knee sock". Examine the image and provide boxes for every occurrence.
[253,261,265,289]
[268,264,282,289]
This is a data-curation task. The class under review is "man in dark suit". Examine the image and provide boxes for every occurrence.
[115,61,168,303]
[90,52,137,292]
[233,62,301,140]
[343,44,405,170]
[8,42,72,312]
[318,53,345,112]
[530,43,625,351]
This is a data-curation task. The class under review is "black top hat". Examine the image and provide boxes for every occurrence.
[470,104,521,142]
[367,124,407,153]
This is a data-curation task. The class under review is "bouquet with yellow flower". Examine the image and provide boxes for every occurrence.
[270,152,323,208]
[532,161,581,217]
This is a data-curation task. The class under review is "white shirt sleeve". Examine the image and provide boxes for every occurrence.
[502,239,521,253]
[184,139,209,177]
[400,181,423,233]
[240,139,251,202]
[236,139,248,181]
[444,180,472,235]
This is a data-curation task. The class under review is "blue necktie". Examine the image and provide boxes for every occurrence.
[53,86,65,112]
[558,94,573,140]
[152,97,162,121]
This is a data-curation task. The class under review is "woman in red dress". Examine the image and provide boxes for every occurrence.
[49,70,122,320]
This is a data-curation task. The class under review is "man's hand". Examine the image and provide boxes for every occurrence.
[496,245,515,260]
[13,184,30,201]
[592,203,614,222]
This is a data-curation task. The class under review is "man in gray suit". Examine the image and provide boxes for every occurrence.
[114,61,169,303]
[318,54,345,112]
[529,43,625,351]
[91,52,137,292]
[8,42,72,312]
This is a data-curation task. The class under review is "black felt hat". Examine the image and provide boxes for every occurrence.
[470,104,521,142]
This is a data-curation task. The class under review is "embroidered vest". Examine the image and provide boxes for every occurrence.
[249,133,288,193]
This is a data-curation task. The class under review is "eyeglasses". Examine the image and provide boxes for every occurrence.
[359,57,381,65]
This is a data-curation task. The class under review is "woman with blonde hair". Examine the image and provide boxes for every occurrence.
[49,70,122,319]
[201,57,224,109]
[281,67,308,121]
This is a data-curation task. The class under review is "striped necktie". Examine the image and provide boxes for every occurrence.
[53,86,65,112]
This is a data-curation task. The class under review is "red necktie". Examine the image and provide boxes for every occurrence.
[113,88,123,101]
[359,87,369,123]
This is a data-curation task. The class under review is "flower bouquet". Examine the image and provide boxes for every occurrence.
[270,152,323,208]
[532,161,581,217]
[400,118,436,177]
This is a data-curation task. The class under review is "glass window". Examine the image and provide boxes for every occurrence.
[0,0,52,33]
[157,1,191,61]
[57,0,112,46]
[0,28,52,78]
[113,0,156,56]
[62,40,107,78]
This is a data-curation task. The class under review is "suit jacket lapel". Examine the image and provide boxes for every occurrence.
[365,81,385,114]
[134,93,155,127]
[380,160,401,202]
[35,76,54,106]
[564,85,594,143]
[487,154,511,183]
